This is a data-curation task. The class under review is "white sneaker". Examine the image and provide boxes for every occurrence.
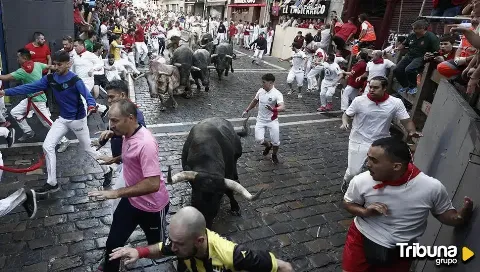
[27,110,34,118]
[298,93,303,98]
[57,141,70,153]
[287,90,294,95]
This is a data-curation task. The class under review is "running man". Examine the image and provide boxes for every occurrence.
[109,206,293,272]
[0,50,112,194]
[243,73,285,164]
[280,43,307,98]
[0,188,37,219]
[0,49,70,151]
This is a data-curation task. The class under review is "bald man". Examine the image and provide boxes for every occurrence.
[110,206,293,272]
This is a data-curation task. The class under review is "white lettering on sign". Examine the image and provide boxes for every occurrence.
[282,3,327,16]
[233,0,256,3]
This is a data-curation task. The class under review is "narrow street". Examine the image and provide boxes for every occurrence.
[0,46,352,272]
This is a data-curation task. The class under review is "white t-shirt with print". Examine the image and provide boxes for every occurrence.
[344,171,454,248]
[346,95,410,144]
[255,87,284,122]
[291,51,306,71]
[322,62,342,84]
[366,59,395,81]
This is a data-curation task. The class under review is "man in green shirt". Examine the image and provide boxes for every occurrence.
[84,30,97,52]
[394,19,440,95]
[0,49,70,151]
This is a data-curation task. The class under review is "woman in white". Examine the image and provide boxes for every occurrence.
[266,27,274,55]
[356,50,395,95]
[280,43,307,98]
[318,53,343,112]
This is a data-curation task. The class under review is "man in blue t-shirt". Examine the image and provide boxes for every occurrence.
[93,80,145,187]
[0,50,112,194]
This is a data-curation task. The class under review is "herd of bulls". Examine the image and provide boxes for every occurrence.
[143,33,236,111]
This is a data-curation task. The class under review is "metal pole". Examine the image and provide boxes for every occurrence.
[419,0,426,17]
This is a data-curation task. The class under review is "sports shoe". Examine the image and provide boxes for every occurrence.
[341,180,349,193]
[397,87,407,93]
[57,141,70,153]
[287,89,294,95]
[36,183,60,195]
[297,93,303,98]
[103,168,113,187]
[317,106,327,112]
[326,103,333,111]
[262,143,272,156]
[407,87,418,95]
[271,154,279,164]
[6,128,15,147]
[18,131,34,142]
[22,189,37,219]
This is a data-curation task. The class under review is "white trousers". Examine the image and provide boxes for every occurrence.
[244,35,250,47]
[307,66,323,91]
[287,69,304,87]
[43,117,109,186]
[320,81,336,106]
[341,85,359,111]
[10,99,68,144]
[110,164,125,216]
[0,188,26,217]
[253,49,264,64]
[344,140,371,182]
[255,120,280,146]
[135,42,148,63]
[216,33,227,43]
[0,97,6,123]
[267,42,272,55]
[150,37,159,56]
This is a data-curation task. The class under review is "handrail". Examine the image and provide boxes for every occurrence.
[419,16,472,21]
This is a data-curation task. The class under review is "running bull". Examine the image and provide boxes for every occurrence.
[167,117,263,228]
[192,49,213,92]
[144,56,182,111]
[170,44,200,98]
[211,42,235,81]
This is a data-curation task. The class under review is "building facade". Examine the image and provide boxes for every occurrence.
[227,0,267,25]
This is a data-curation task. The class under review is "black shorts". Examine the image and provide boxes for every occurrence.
[94,74,108,88]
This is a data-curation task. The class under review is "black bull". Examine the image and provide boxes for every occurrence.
[167,117,263,228]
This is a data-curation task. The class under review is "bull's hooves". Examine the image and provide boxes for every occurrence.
[230,210,241,216]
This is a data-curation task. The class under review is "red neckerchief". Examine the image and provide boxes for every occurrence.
[77,49,87,56]
[373,58,384,64]
[373,163,421,189]
[367,92,389,105]
[22,60,35,73]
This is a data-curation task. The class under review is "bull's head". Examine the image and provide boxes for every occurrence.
[210,54,232,80]
[167,166,263,227]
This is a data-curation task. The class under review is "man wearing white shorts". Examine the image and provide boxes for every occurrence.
[340,76,421,193]
[249,33,267,65]
[243,73,285,164]
[280,43,306,98]
[318,53,343,112]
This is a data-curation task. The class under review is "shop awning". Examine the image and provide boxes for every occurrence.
[228,3,266,7]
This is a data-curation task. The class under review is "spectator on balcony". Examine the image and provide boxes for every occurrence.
[431,0,465,17]
[333,17,358,58]
[438,19,478,78]
[394,19,439,95]
[358,13,377,49]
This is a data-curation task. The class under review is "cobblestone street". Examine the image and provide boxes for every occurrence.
[0,46,352,271]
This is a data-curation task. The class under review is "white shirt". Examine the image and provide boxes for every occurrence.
[345,171,454,248]
[319,29,331,49]
[72,50,103,82]
[291,51,306,71]
[104,60,126,81]
[346,95,410,144]
[361,22,368,30]
[322,62,342,84]
[366,59,395,81]
[267,30,274,42]
[93,55,105,76]
[255,87,284,122]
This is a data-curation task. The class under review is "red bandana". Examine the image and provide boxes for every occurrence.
[373,58,384,64]
[78,49,86,56]
[367,92,389,105]
[22,60,35,73]
[373,163,421,189]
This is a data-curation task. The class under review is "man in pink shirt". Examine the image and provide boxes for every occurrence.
[89,99,170,272]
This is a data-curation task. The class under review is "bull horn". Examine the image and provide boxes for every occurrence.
[211,54,218,58]
[167,166,197,184]
[226,55,233,59]
[157,71,172,76]
[224,179,264,201]
[173,63,182,67]
[191,66,201,71]
[207,66,216,69]
[135,73,146,79]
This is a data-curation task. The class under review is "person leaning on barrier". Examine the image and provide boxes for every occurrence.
[109,206,293,272]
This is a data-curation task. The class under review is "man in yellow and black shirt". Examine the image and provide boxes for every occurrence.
[109,206,293,272]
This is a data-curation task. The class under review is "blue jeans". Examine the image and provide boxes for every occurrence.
[431,6,462,23]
